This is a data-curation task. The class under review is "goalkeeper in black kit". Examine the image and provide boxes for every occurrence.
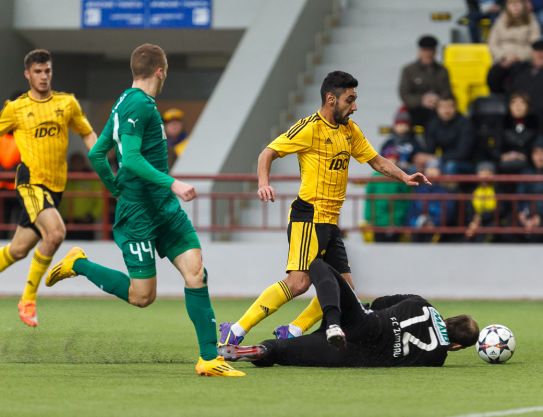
[219,259,479,367]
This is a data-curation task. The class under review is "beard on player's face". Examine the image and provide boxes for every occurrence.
[333,102,351,125]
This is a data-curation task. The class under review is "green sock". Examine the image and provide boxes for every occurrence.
[184,286,218,361]
[74,258,130,302]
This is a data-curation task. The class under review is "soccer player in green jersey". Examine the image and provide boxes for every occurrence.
[46,44,244,377]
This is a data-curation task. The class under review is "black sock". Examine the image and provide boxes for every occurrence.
[323,306,341,327]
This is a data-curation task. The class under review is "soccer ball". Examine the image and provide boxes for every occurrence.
[476,324,516,364]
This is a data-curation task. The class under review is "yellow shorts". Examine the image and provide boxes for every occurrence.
[286,222,350,273]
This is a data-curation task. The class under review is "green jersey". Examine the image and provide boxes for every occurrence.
[101,88,171,202]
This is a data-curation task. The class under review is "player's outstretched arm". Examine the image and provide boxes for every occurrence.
[368,154,431,186]
[88,133,120,197]
[257,147,278,202]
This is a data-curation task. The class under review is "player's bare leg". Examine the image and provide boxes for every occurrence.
[173,248,244,376]
[128,278,157,307]
[14,208,64,326]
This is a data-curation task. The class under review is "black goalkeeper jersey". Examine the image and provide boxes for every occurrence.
[351,294,451,367]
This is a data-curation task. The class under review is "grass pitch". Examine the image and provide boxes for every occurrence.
[0,297,542,417]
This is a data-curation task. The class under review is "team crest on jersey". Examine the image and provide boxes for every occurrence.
[27,112,34,118]
[55,108,64,118]
[325,138,332,145]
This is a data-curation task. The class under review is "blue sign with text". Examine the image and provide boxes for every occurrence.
[82,1,212,29]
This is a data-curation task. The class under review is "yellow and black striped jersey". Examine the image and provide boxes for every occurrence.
[0,91,93,192]
[268,111,377,224]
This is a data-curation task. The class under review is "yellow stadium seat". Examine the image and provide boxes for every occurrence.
[443,44,493,113]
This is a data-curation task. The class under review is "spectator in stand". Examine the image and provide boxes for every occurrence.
[399,35,452,127]
[380,107,424,173]
[58,152,103,240]
[464,0,503,43]
[363,145,411,243]
[488,39,543,128]
[488,0,540,64]
[516,138,543,241]
[419,95,474,175]
[497,92,538,173]
[465,161,498,242]
[407,160,457,243]
[162,107,189,170]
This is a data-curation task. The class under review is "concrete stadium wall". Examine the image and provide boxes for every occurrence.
[1,240,541,299]
[176,0,333,180]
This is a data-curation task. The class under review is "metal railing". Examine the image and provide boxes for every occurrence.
[1,172,543,239]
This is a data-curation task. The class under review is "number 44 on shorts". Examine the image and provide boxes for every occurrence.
[129,241,155,262]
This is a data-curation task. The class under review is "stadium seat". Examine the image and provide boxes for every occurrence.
[444,44,493,114]
[469,94,506,162]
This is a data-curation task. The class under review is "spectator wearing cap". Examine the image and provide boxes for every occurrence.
[488,0,540,64]
[488,39,543,129]
[398,35,452,127]
[465,161,498,242]
[363,144,411,243]
[162,107,189,169]
[421,95,475,175]
[380,107,423,173]
[515,138,543,241]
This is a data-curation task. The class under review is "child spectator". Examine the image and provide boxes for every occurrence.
[498,92,538,173]
[488,0,540,64]
[363,145,411,242]
[407,160,457,242]
[465,161,498,242]
[380,107,423,173]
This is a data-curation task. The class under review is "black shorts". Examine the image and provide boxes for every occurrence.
[286,197,350,273]
[15,164,63,233]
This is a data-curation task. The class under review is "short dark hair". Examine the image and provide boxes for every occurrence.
[418,35,438,49]
[320,71,358,105]
[24,49,52,70]
[130,43,167,79]
[445,315,479,347]
[439,93,456,103]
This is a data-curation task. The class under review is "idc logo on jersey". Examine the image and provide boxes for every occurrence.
[328,151,350,171]
[34,122,61,138]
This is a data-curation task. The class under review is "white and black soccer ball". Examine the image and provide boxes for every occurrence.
[476,324,516,364]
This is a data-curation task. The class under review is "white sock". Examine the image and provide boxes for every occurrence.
[288,324,303,337]
[231,322,247,337]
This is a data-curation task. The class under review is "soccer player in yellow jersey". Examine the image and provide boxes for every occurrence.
[219,71,431,345]
[0,49,97,327]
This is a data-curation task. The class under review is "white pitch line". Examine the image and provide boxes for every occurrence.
[452,406,543,417]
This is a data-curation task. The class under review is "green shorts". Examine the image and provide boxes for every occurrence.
[113,197,201,278]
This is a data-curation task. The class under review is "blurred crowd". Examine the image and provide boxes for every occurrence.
[364,1,543,243]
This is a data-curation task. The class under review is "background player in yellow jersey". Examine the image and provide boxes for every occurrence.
[220,71,431,345]
[0,49,97,327]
